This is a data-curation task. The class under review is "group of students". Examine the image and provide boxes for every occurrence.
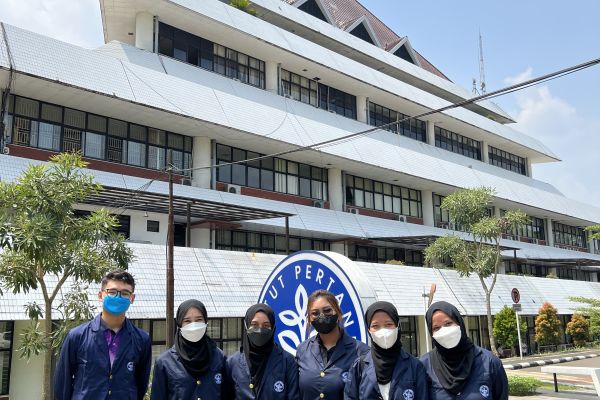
[54,270,508,399]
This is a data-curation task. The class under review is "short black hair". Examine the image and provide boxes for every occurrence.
[101,270,135,292]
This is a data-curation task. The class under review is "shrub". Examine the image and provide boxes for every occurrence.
[508,376,541,396]
[493,306,527,348]
[535,302,562,346]
[566,313,590,346]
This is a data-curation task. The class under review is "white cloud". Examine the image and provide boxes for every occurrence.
[0,0,103,48]
[506,68,600,207]
[504,67,533,86]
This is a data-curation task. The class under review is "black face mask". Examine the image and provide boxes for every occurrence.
[311,314,338,334]
[247,327,273,348]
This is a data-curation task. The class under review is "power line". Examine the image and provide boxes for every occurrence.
[175,56,600,174]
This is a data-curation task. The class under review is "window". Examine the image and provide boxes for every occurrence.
[488,146,527,175]
[505,261,547,277]
[349,23,375,45]
[207,318,244,355]
[394,45,416,65]
[435,126,481,160]
[0,321,13,395]
[318,83,357,119]
[216,144,328,200]
[347,244,424,266]
[433,194,451,228]
[147,220,160,233]
[298,0,328,22]
[158,22,265,89]
[501,211,546,241]
[281,69,319,107]
[369,102,426,142]
[6,94,193,176]
[346,175,422,218]
[399,316,418,356]
[216,229,330,255]
[552,222,587,249]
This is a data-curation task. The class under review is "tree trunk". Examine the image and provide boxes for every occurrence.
[485,290,498,356]
[41,299,53,400]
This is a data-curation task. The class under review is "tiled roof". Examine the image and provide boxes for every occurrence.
[0,244,598,320]
[285,0,448,79]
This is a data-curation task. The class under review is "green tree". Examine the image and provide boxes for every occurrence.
[424,187,528,355]
[0,153,133,400]
[570,296,600,340]
[566,313,590,346]
[585,225,600,240]
[493,306,527,349]
[534,302,562,346]
[230,0,257,16]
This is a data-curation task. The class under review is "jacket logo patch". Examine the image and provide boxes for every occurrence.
[403,389,414,400]
[479,385,490,398]
[214,373,222,385]
[126,361,134,372]
[341,371,350,383]
[273,380,284,393]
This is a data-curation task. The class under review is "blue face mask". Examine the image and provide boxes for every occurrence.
[103,295,131,315]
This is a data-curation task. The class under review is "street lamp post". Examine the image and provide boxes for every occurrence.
[166,165,175,348]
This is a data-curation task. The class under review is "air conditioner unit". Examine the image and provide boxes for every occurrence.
[312,200,325,208]
[505,234,518,241]
[438,222,449,229]
[284,94,293,99]
[347,207,360,215]
[397,215,408,223]
[226,184,242,194]
[2,147,8,155]
[180,177,192,186]
[533,239,542,245]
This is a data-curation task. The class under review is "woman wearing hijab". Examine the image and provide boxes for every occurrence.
[151,300,227,399]
[344,301,429,400]
[225,303,299,399]
[295,289,369,400]
[421,301,508,400]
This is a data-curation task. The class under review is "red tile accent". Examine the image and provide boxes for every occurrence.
[216,181,330,208]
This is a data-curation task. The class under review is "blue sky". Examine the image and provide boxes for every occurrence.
[1,0,599,206]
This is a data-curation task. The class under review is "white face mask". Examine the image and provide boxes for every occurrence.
[180,322,207,342]
[432,325,462,349]
[370,327,398,349]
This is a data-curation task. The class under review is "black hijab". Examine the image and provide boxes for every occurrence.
[174,299,212,378]
[243,303,276,389]
[365,301,403,385]
[425,301,475,395]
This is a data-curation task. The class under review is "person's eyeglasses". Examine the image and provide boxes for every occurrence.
[309,307,334,318]
[104,288,133,299]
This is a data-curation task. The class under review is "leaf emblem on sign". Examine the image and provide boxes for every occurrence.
[278,284,310,355]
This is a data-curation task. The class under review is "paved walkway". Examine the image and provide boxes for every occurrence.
[503,349,600,370]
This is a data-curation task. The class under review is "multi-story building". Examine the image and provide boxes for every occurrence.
[1,0,599,397]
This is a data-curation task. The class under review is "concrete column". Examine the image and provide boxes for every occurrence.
[482,140,490,164]
[498,261,506,275]
[356,96,368,123]
[190,228,211,249]
[135,12,155,51]
[417,315,430,355]
[546,219,554,247]
[590,271,598,282]
[265,61,279,94]
[494,207,502,218]
[330,242,346,256]
[526,158,533,178]
[548,266,558,277]
[192,136,212,189]
[328,168,343,211]
[426,120,435,146]
[9,321,44,399]
[421,190,434,227]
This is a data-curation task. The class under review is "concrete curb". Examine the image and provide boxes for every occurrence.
[504,353,599,370]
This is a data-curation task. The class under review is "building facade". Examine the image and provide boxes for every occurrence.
[1,0,600,398]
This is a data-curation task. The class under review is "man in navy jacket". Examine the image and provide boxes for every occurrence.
[54,270,152,400]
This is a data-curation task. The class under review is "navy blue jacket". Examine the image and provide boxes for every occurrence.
[344,348,430,400]
[420,346,508,400]
[150,344,227,400]
[54,314,152,400]
[295,331,369,400]
[225,343,300,399]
